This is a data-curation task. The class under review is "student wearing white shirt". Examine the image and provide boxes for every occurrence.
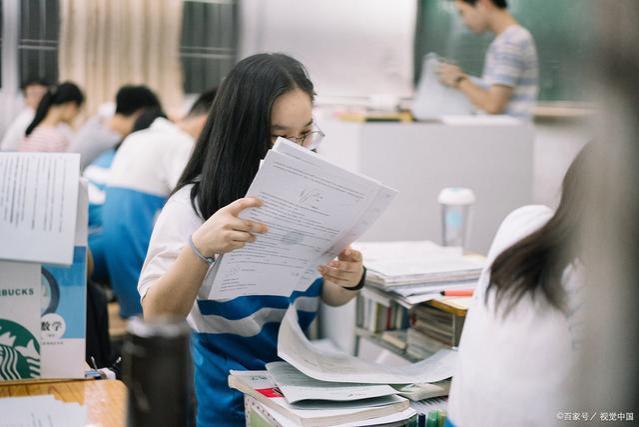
[101,90,216,318]
[138,53,365,426]
[447,145,591,426]
[0,79,48,151]
[85,108,168,284]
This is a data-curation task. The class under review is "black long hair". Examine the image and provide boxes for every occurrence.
[173,53,315,219]
[26,81,84,136]
[487,143,593,314]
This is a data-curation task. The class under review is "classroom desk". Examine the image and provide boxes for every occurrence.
[0,379,126,426]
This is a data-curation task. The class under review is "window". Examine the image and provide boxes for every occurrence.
[180,0,238,94]
[18,0,59,85]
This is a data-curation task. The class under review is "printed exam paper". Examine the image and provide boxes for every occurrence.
[207,139,397,300]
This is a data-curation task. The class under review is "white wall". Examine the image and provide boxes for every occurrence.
[238,0,416,100]
[533,118,592,207]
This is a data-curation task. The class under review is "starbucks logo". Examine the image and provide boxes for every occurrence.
[0,319,40,380]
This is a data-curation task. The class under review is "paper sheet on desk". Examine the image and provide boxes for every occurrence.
[0,395,87,426]
[207,139,397,300]
[0,153,80,265]
[411,53,476,120]
[278,304,458,384]
[266,361,397,403]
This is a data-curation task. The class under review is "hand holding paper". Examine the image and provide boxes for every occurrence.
[191,197,268,256]
[206,139,397,300]
[318,246,364,289]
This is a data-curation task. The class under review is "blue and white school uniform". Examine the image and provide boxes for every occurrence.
[447,206,584,426]
[103,118,194,317]
[138,185,323,426]
[84,148,116,282]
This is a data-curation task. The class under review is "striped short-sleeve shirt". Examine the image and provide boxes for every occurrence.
[482,25,539,119]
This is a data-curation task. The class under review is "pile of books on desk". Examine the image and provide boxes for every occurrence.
[230,360,452,427]
[230,303,460,426]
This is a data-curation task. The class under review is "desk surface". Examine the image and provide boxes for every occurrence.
[0,379,126,426]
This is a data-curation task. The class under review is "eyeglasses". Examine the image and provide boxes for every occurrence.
[271,123,325,150]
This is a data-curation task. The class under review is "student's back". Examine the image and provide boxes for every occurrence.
[447,145,591,426]
[20,125,71,152]
[102,118,195,317]
[101,91,215,318]
[19,82,84,152]
[85,108,167,284]
[447,206,584,426]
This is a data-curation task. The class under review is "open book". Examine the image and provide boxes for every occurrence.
[207,138,397,300]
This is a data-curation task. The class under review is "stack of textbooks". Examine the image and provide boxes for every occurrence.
[353,241,481,361]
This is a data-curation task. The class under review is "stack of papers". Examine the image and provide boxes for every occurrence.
[278,304,457,385]
[0,395,87,426]
[228,304,457,426]
[229,371,412,427]
[244,395,418,427]
[353,241,484,306]
[207,138,397,300]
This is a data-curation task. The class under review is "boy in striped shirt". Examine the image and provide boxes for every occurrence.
[437,0,539,119]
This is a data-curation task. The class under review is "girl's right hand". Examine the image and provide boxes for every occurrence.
[191,197,268,257]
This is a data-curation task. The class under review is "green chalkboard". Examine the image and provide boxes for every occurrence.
[414,0,595,102]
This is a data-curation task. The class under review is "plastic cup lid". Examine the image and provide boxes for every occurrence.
[438,187,476,205]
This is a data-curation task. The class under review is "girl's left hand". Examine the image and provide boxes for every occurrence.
[318,246,364,289]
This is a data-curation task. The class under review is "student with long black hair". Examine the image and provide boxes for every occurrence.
[138,53,365,425]
[447,144,592,426]
[19,81,84,152]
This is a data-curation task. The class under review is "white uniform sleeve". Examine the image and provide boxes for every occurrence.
[138,187,203,301]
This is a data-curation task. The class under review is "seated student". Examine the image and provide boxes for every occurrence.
[447,144,591,426]
[19,82,84,152]
[139,53,365,426]
[69,85,161,169]
[101,90,216,318]
[85,108,168,284]
[437,0,539,118]
[0,78,49,151]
